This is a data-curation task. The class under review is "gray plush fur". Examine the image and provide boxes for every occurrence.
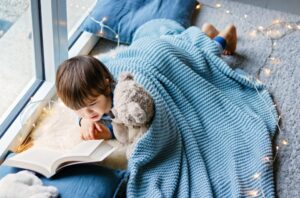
[111,72,154,159]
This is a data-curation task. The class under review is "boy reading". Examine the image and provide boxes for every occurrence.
[55,23,237,141]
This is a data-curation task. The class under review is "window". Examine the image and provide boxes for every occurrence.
[0,0,99,159]
[67,0,96,47]
[0,0,69,159]
[0,0,43,136]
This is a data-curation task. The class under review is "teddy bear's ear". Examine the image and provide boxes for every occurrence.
[119,72,134,81]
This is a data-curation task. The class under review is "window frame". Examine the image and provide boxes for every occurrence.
[0,0,101,160]
[0,0,70,160]
[67,0,97,49]
[0,0,44,138]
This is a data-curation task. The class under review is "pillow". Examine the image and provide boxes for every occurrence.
[81,0,197,44]
[0,164,128,198]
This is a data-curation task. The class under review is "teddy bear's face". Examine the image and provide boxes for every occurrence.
[111,72,154,156]
[112,72,154,127]
[111,102,147,127]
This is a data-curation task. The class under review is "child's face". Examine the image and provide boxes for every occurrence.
[75,94,112,122]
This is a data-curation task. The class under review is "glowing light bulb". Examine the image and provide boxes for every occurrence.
[258,26,264,31]
[216,3,221,8]
[282,140,288,145]
[266,30,272,36]
[244,14,248,18]
[247,190,259,197]
[253,172,261,179]
[272,19,280,24]
[115,34,119,39]
[196,4,201,10]
[270,57,280,65]
[276,146,279,150]
[99,26,104,36]
[297,25,300,30]
[287,24,293,29]
[226,10,230,14]
[263,68,271,76]
[249,30,257,37]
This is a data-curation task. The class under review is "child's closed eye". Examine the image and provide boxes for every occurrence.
[89,102,97,106]
[89,99,99,106]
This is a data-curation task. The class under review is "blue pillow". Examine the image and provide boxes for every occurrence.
[81,0,197,44]
[0,164,128,198]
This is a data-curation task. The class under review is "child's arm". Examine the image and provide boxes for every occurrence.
[79,118,113,140]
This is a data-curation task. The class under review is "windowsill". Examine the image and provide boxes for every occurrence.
[0,81,55,159]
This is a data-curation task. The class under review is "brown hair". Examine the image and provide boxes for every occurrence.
[56,55,114,110]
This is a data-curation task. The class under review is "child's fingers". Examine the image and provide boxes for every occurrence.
[80,133,85,140]
[81,127,93,140]
[91,127,97,140]
[80,128,87,140]
[95,123,103,132]
[83,131,89,140]
[88,125,95,139]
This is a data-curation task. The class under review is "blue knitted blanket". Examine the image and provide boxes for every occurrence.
[101,19,278,197]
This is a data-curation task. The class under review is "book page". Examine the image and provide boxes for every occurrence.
[90,141,116,161]
[55,141,115,171]
[3,148,62,175]
[3,140,115,178]
[66,140,104,156]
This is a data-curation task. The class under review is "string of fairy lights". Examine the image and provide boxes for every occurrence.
[196,1,299,197]
[90,16,121,47]
[16,1,298,197]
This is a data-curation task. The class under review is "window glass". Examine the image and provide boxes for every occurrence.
[66,0,96,40]
[0,0,35,121]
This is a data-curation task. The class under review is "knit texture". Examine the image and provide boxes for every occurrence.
[100,19,278,198]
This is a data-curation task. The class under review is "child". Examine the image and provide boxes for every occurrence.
[56,55,116,140]
[55,23,237,141]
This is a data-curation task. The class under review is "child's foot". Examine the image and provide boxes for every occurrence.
[217,24,237,55]
[201,23,219,39]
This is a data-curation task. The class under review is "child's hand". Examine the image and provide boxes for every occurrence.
[80,118,112,140]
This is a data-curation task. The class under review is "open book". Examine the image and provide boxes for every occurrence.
[2,140,115,178]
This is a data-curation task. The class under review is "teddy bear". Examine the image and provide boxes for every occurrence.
[111,72,154,159]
